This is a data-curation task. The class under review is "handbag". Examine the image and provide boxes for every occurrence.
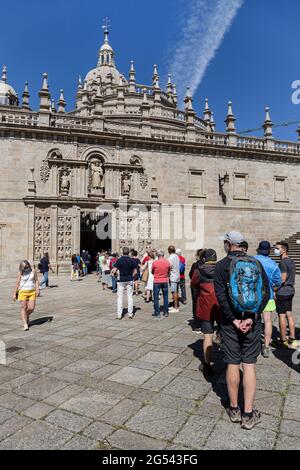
[141,267,149,283]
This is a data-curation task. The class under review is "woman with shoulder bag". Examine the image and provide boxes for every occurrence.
[13,260,40,331]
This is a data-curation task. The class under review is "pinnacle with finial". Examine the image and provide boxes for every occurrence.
[1,65,7,83]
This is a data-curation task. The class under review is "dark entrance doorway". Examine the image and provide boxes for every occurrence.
[80,212,112,270]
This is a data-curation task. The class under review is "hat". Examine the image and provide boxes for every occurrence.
[219,231,245,245]
[203,249,217,262]
[257,240,271,255]
[176,248,182,255]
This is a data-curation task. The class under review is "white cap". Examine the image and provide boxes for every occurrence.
[219,231,245,245]
[176,248,182,255]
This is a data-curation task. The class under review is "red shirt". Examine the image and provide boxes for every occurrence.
[142,255,150,265]
[179,255,186,280]
[152,258,171,284]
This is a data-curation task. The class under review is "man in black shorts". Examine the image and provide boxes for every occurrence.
[214,231,270,430]
[274,241,296,346]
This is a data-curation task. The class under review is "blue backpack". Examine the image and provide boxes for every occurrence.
[228,256,265,318]
[179,260,185,275]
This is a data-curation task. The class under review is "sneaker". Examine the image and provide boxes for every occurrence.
[23,324,29,331]
[116,315,122,320]
[227,406,242,423]
[262,345,271,358]
[193,328,202,334]
[288,337,296,345]
[168,307,179,313]
[153,315,161,319]
[241,409,261,430]
[128,314,134,319]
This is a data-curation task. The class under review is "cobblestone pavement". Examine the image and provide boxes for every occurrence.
[0,274,299,450]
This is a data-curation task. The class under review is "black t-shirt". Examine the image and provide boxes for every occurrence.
[115,256,137,282]
[278,258,296,296]
[40,257,49,274]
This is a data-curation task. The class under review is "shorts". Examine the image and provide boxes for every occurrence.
[276,295,294,314]
[201,320,219,335]
[220,320,262,365]
[18,290,36,301]
[170,282,179,293]
[264,299,276,313]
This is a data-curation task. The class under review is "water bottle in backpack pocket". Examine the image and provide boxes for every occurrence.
[228,256,265,319]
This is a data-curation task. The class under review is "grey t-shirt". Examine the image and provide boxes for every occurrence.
[168,253,180,283]
[277,258,296,296]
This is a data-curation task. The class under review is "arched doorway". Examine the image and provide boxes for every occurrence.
[80,212,112,270]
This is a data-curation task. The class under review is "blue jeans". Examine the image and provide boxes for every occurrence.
[40,271,49,288]
[153,283,169,316]
[111,276,117,293]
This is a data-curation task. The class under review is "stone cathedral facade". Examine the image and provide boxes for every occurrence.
[1,28,300,274]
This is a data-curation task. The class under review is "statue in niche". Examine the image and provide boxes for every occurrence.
[122,172,131,197]
[60,168,71,196]
[90,161,104,190]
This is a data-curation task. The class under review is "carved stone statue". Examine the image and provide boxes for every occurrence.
[90,161,104,190]
[60,169,70,196]
[122,172,131,197]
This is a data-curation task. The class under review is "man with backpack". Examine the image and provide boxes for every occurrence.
[214,231,270,430]
[176,248,187,305]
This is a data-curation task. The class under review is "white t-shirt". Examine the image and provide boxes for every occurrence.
[168,254,180,283]
[19,270,36,291]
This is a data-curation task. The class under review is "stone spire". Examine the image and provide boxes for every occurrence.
[297,123,300,141]
[57,89,66,113]
[152,64,159,87]
[51,99,56,113]
[210,112,216,132]
[1,65,7,83]
[225,101,236,134]
[77,75,82,90]
[184,87,194,111]
[167,74,173,95]
[263,106,273,138]
[203,98,212,124]
[173,84,178,106]
[98,21,115,67]
[82,80,89,106]
[22,81,30,110]
[39,73,51,111]
[129,60,136,93]
[116,75,125,113]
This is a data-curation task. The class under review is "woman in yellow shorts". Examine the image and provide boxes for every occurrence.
[13,260,40,331]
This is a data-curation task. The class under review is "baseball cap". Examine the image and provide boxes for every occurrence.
[176,248,182,255]
[219,231,245,245]
[203,249,217,262]
[257,241,271,255]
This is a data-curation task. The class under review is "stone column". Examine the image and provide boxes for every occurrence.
[27,204,35,263]
[72,206,81,254]
[50,205,58,263]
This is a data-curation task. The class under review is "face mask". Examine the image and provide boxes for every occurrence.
[274,249,281,257]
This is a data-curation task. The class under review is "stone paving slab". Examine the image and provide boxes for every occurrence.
[0,274,299,450]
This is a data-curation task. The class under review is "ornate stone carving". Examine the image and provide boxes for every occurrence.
[40,160,50,183]
[121,172,131,197]
[89,160,104,195]
[130,155,143,165]
[57,216,72,261]
[59,167,71,196]
[34,215,51,260]
[139,173,148,189]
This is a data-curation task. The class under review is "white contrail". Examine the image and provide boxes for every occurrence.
[167,0,244,103]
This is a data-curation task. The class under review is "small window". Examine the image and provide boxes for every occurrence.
[274,176,289,202]
[233,173,249,200]
[188,170,206,198]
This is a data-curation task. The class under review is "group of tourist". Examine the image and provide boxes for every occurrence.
[95,245,187,319]
[12,230,297,431]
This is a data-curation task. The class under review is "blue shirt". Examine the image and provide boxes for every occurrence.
[255,254,282,300]
[115,256,137,282]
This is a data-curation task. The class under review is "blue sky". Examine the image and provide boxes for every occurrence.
[1,0,300,140]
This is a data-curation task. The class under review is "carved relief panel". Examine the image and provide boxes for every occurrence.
[57,214,72,261]
[34,209,51,260]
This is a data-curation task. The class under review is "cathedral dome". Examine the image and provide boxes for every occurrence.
[0,66,18,106]
[84,28,126,87]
